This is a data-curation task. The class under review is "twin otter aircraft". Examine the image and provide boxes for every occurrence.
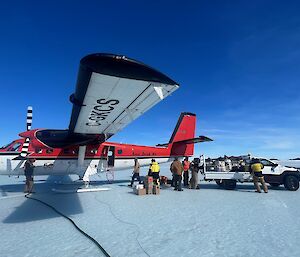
[0,53,212,183]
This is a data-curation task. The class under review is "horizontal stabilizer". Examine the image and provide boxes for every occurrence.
[156,136,213,147]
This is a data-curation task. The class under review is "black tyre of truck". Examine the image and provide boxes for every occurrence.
[269,183,281,187]
[215,180,222,186]
[223,180,237,190]
[284,175,299,191]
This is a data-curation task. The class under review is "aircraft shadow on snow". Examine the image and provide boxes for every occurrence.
[1,171,131,224]
[1,175,84,224]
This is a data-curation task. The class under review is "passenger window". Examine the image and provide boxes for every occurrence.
[63,149,69,154]
[35,148,42,154]
[46,149,53,154]
[117,149,122,154]
[91,149,98,154]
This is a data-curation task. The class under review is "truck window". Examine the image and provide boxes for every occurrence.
[260,159,274,166]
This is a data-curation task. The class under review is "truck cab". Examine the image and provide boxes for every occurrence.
[258,158,299,190]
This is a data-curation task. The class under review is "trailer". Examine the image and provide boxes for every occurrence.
[201,157,300,191]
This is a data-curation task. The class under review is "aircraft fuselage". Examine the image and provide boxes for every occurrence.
[0,139,181,177]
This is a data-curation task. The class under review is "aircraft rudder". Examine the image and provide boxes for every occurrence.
[169,112,196,143]
[169,112,196,156]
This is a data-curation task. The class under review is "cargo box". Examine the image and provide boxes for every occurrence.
[134,188,146,195]
[134,184,144,190]
[146,187,153,194]
[153,185,160,195]
[144,176,153,184]
[145,182,153,187]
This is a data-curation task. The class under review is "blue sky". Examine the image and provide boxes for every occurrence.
[0,1,299,159]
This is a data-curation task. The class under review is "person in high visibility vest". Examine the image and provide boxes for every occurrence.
[182,157,190,187]
[251,158,268,193]
[149,159,160,184]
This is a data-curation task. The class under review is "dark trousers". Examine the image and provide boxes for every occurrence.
[183,170,189,186]
[130,173,141,186]
[152,172,160,184]
[174,174,182,190]
[25,176,34,193]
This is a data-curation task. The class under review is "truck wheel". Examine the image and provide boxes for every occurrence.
[284,176,299,191]
[215,180,222,186]
[269,183,281,187]
[223,180,236,190]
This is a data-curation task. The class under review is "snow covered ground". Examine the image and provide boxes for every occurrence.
[1,163,300,257]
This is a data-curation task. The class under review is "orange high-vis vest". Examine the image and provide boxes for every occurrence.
[183,160,190,171]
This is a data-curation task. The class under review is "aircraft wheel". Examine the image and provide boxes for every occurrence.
[222,180,236,190]
[284,176,299,191]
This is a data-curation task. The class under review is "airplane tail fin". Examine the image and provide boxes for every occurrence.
[156,112,212,157]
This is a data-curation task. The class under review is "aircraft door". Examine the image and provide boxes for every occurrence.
[107,146,115,167]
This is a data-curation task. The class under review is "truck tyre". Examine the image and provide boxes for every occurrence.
[269,183,281,187]
[215,179,222,186]
[284,175,299,191]
[223,180,236,190]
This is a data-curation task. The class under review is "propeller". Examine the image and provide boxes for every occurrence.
[20,106,33,158]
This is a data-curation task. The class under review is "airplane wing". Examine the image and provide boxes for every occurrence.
[68,53,179,136]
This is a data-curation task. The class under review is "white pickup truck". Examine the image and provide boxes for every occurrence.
[203,158,300,191]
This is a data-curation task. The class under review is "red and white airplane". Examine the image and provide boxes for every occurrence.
[0,53,212,184]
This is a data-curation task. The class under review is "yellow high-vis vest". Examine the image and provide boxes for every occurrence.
[151,162,160,173]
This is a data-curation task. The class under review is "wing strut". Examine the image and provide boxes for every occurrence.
[78,145,86,168]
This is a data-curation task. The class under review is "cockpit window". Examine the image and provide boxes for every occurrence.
[0,143,11,149]
[8,142,22,151]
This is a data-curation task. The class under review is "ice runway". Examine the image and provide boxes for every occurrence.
[1,164,300,257]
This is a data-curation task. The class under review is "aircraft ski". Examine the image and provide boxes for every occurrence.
[52,187,111,194]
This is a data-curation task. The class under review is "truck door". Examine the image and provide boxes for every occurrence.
[260,159,276,175]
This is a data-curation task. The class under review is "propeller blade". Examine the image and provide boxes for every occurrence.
[20,137,30,158]
[26,106,33,131]
[20,106,33,158]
